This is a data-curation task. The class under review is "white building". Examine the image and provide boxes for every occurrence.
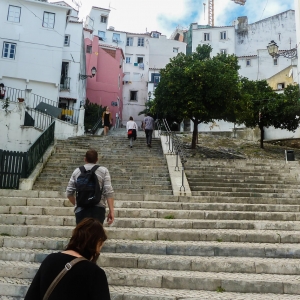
[294,0,300,86]
[0,0,86,110]
[85,6,186,125]
[184,10,297,83]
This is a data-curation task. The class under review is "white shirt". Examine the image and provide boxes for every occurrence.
[126,120,137,131]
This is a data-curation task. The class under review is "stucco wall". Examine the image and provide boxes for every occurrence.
[235,10,296,57]
[85,36,123,125]
[0,101,41,151]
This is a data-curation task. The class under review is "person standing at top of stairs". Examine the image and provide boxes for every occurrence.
[102,106,112,136]
[66,149,114,225]
[126,116,138,148]
[144,113,154,148]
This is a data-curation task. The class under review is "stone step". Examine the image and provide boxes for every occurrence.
[188,176,299,183]
[104,267,300,294]
[2,247,300,276]
[3,212,300,231]
[4,200,299,213]
[191,191,300,198]
[190,186,300,194]
[99,253,300,275]
[2,237,300,258]
[188,181,300,189]
[186,169,294,176]
[2,262,300,295]
[1,224,300,243]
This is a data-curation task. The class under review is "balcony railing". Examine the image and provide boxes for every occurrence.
[60,77,70,91]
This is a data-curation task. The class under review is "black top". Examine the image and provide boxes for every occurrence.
[103,113,111,127]
[25,253,110,300]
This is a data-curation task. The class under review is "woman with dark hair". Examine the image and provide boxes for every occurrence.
[126,116,137,148]
[25,218,110,300]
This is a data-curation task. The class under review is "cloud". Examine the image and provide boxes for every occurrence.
[52,0,294,36]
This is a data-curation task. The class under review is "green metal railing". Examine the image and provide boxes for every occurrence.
[24,121,55,177]
[0,121,55,189]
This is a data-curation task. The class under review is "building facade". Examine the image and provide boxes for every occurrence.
[0,0,86,110]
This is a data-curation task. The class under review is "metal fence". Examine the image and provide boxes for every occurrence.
[25,121,55,177]
[5,87,25,103]
[0,150,26,189]
[26,108,54,131]
[0,121,55,189]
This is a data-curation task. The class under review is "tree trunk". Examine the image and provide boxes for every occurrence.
[191,120,199,149]
[259,123,264,149]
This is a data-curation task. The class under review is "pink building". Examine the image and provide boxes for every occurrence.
[84,35,124,127]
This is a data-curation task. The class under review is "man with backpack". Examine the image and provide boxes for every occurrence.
[66,149,114,225]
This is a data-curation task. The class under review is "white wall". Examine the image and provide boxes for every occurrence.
[235,11,296,57]
[148,35,186,69]
[0,101,41,151]
[191,25,236,56]
[122,34,150,125]
[238,50,296,81]
[0,0,69,102]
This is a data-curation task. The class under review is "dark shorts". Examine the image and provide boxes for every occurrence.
[75,206,106,225]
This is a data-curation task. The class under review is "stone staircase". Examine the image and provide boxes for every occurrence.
[1,130,300,299]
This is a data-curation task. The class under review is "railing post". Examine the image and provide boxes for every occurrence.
[175,150,180,171]
[77,106,85,136]
[180,162,186,192]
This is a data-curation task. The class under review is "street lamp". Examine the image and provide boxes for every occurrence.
[267,40,297,59]
[79,66,97,80]
[148,91,151,101]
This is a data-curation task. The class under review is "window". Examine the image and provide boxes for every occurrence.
[277,83,285,90]
[125,57,131,63]
[98,31,106,41]
[220,31,226,40]
[43,12,55,28]
[137,57,144,64]
[204,33,210,41]
[133,72,140,81]
[101,15,107,23]
[274,58,278,65]
[86,45,92,53]
[137,37,144,47]
[113,33,121,43]
[64,35,70,46]
[173,47,179,53]
[126,37,133,46]
[124,72,130,81]
[2,42,16,59]
[246,59,251,66]
[152,32,159,38]
[7,5,21,23]
[220,49,227,54]
[130,91,137,101]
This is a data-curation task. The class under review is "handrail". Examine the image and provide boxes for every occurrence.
[159,119,187,192]
[87,118,102,134]
[24,121,55,177]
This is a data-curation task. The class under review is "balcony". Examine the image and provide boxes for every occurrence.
[60,77,70,91]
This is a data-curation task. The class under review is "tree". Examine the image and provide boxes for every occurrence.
[236,79,300,148]
[84,99,104,132]
[153,45,240,149]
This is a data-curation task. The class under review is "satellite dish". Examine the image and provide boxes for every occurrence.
[288,68,293,78]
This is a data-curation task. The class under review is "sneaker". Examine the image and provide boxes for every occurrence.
[149,144,152,148]
[130,146,132,148]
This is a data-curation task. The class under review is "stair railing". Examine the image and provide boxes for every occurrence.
[160,119,187,192]
[86,118,102,135]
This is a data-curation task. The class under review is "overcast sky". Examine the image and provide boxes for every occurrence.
[53,0,294,37]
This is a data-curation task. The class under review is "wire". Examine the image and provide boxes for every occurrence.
[16,0,83,49]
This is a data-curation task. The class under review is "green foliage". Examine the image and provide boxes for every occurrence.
[235,79,300,148]
[84,99,104,132]
[0,233,10,236]
[164,215,175,219]
[153,45,240,148]
[216,286,225,293]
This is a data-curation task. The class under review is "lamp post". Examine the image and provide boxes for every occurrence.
[148,91,151,101]
[79,66,97,80]
[267,40,297,59]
